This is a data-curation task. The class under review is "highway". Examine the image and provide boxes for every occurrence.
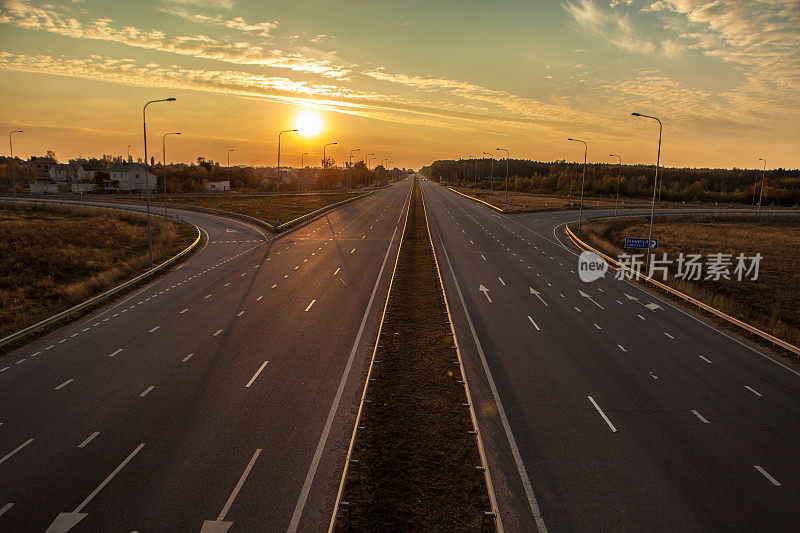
[421,180,800,531]
[0,180,411,531]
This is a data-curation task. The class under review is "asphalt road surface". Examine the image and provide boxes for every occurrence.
[421,180,800,532]
[0,180,411,532]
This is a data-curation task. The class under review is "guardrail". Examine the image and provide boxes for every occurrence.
[276,192,371,231]
[446,187,503,212]
[565,225,800,357]
[0,207,201,349]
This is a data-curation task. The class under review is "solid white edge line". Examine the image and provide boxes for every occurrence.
[218,449,262,521]
[745,385,762,397]
[245,361,269,388]
[0,503,13,517]
[55,379,74,390]
[588,396,617,432]
[429,185,544,532]
[754,465,781,486]
[691,409,709,423]
[78,432,100,448]
[139,386,154,397]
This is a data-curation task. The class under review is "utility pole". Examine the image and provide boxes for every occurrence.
[142,97,176,268]
[9,130,22,198]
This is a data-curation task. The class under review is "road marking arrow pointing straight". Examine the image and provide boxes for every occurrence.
[644,302,662,311]
[529,287,549,307]
[624,293,639,301]
[46,443,145,533]
[579,290,605,310]
[479,284,492,303]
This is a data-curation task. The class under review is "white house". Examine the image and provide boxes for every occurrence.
[108,163,157,193]
[206,180,230,191]
[30,182,59,194]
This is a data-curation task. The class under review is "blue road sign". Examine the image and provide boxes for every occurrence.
[624,237,658,249]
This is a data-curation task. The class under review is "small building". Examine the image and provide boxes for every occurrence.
[71,183,95,194]
[28,157,57,180]
[107,163,157,193]
[206,180,230,191]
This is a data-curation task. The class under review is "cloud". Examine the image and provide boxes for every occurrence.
[564,0,683,57]
[162,0,235,10]
[0,1,351,78]
[161,7,276,36]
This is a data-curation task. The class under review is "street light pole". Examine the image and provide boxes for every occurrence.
[227,148,234,186]
[482,152,493,192]
[300,152,309,192]
[276,128,299,228]
[365,153,375,186]
[757,157,766,213]
[610,154,622,218]
[143,97,176,268]
[631,112,662,268]
[348,148,360,191]
[468,155,478,193]
[127,145,131,163]
[568,138,588,231]
[323,142,337,198]
[162,131,180,216]
[9,130,22,198]
[497,148,509,211]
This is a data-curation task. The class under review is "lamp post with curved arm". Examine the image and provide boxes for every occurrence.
[482,151,493,192]
[631,112,662,267]
[497,148,509,211]
[568,138,588,231]
[757,157,766,213]
[143,97,176,267]
[322,142,337,197]
[9,130,22,198]
[275,128,298,227]
[348,148,360,190]
[161,132,181,216]
[610,154,622,218]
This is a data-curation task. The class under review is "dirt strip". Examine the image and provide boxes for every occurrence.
[336,177,492,531]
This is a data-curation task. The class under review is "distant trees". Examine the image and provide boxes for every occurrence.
[427,158,800,206]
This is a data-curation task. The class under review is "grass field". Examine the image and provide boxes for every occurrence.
[453,186,651,212]
[70,191,360,227]
[578,213,800,353]
[0,201,195,340]
[336,178,491,531]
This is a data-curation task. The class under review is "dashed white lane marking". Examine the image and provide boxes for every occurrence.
[498,277,506,286]
[241,273,247,277]
[245,361,269,388]
[236,311,245,317]
[664,332,674,339]
[0,438,34,465]
[139,386,155,397]
[271,284,277,289]
[637,314,645,320]
[594,323,602,330]
[55,379,74,390]
[213,329,223,337]
[180,308,189,314]
[745,385,763,397]
[691,410,709,423]
[15,359,25,365]
[617,344,627,352]
[574,307,581,312]
[754,465,781,486]
[350,248,356,254]
[305,299,317,312]
[108,349,123,358]
[333,267,341,276]
[527,316,540,331]
[0,367,8,373]
[256,296,263,301]
[588,396,617,432]
[149,326,160,333]
[481,255,486,261]
[224,282,231,287]
[182,353,194,362]
[0,503,13,517]
[204,294,212,299]
[699,355,712,364]
[78,432,100,448]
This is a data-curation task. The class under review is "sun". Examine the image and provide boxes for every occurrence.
[294,110,324,137]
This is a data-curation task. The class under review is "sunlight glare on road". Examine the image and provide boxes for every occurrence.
[294,109,324,137]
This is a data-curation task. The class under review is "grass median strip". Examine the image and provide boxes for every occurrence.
[336,178,492,531]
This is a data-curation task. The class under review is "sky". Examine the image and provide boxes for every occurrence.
[0,0,798,170]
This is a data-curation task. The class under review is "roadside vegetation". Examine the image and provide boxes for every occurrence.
[336,178,492,531]
[0,201,195,340]
[578,213,800,354]
[453,186,651,212]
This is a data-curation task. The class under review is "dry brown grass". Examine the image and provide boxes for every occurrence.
[0,201,194,339]
[579,213,800,352]
[453,187,650,212]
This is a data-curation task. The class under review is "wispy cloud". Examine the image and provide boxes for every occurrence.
[564,0,683,57]
[0,0,351,78]
[161,7,276,36]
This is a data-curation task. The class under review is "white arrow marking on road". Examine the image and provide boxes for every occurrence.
[529,287,549,307]
[45,443,145,533]
[579,290,604,309]
[644,302,662,311]
[201,449,262,533]
[479,285,492,303]
[624,293,639,301]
